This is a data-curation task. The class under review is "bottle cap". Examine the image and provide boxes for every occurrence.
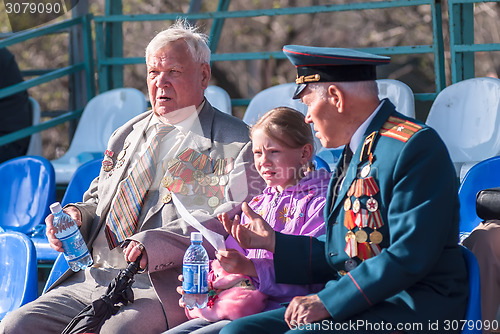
[50,202,62,214]
[191,232,203,242]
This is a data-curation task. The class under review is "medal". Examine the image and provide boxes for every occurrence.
[370,243,381,256]
[345,232,357,258]
[193,170,205,182]
[370,230,383,244]
[360,164,371,178]
[161,175,174,189]
[352,198,361,214]
[366,197,378,212]
[199,176,210,186]
[343,197,352,211]
[178,148,195,162]
[162,192,172,204]
[208,196,220,208]
[209,175,219,186]
[102,158,113,172]
[102,150,114,172]
[219,174,229,186]
[357,242,373,260]
[117,150,126,161]
[115,159,124,169]
[180,185,189,196]
[354,179,364,198]
[355,229,368,243]
[345,230,355,242]
[344,210,356,230]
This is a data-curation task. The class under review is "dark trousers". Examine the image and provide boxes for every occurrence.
[219,307,410,334]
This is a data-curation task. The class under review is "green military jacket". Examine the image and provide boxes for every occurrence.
[274,99,468,331]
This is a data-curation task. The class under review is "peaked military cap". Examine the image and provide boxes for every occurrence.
[283,45,391,99]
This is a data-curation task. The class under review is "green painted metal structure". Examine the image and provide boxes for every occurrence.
[448,0,500,83]
[0,0,499,149]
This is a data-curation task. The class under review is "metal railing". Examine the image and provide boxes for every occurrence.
[2,0,499,151]
[0,14,95,147]
[94,0,446,105]
[448,0,500,83]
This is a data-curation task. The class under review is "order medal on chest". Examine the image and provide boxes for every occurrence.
[159,147,233,208]
[343,131,384,270]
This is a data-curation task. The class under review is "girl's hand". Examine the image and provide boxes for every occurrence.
[176,274,186,308]
[216,249,257,277]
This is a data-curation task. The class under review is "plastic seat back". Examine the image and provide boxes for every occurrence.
[205,85,232,115]
[26,97,43,156]
[0,231,38,321]
[312,155,331,173]
[458,156,500,241]
[426,77,500,180]
[61,158,103,206]
[51,88,147,184]
[42,252,69,294]
[376,79,415,118]
[0,156,56,234]
[242,83,307,125]
[460,245,482,334]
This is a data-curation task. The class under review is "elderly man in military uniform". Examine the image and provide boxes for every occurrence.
[219,45,468,334]
[0,21,263,334]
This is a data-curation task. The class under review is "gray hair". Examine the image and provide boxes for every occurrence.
[309,80,379,99]
[145,19,211,64]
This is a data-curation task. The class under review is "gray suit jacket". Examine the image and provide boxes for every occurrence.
[54,102,264,328]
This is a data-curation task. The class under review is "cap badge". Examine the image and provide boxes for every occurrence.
[295,74,321,84]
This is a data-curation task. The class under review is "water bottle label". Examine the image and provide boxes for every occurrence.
[55,222,78,238]
[183,263,208,294]
[59,229,88,260]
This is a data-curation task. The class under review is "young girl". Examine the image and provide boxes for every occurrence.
[166,107,331,334]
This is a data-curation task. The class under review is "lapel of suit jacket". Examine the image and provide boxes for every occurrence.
[329,99,396,218]
[93,112,153,237]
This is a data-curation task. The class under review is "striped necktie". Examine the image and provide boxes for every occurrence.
[105,123,174,249]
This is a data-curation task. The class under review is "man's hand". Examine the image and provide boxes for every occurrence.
[216,249,257,277]
[45,205,82,252]
[285,294,330,329]
[124,241,148,270]
[218,202,276,252]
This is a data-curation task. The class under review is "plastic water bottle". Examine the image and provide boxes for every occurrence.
[182,232,209,309]
[50,202,93,272]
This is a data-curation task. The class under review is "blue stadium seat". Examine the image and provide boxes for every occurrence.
[61,158,102,206]
[0,231,38,320]
[458,156,500,242]
[41,252,69,294]
[41,159,102,292]
[0,156,56,234]
[460,245,482,334]
[313,155,331,172]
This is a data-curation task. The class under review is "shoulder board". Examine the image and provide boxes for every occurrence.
[380,116,422,143]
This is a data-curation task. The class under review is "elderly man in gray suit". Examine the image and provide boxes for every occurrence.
[0,21,263,334]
